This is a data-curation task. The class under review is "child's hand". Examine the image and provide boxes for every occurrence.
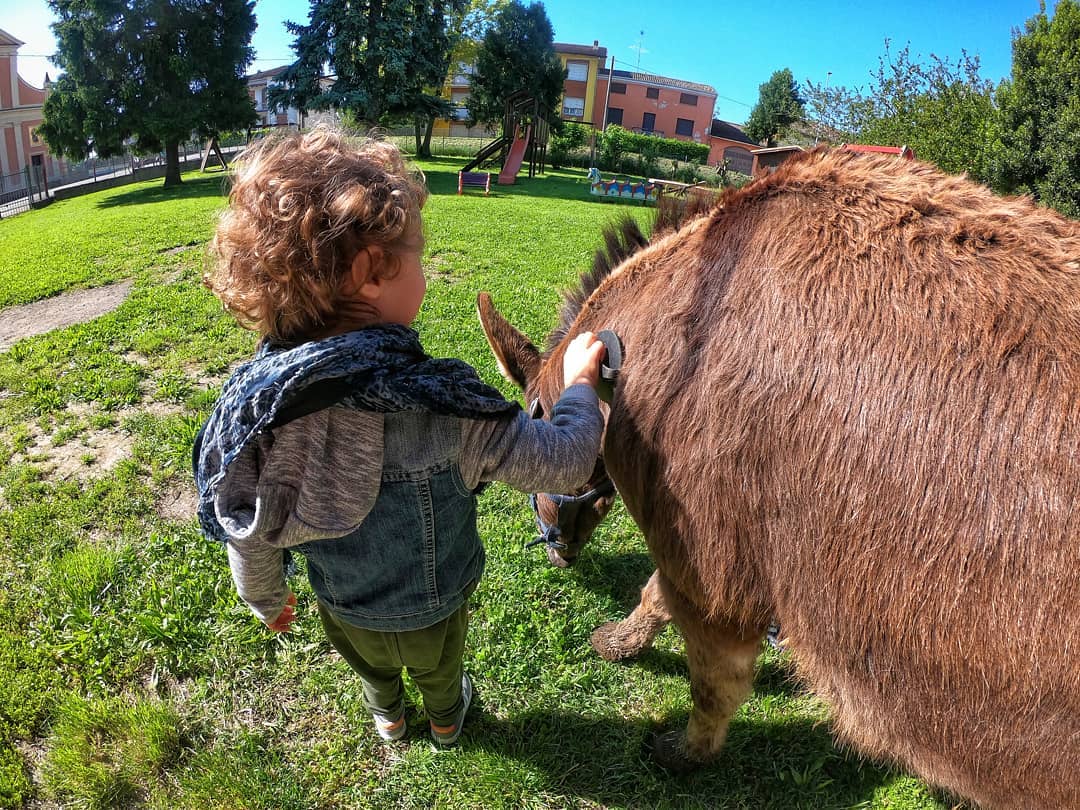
[562,331,606,390]
[265,591,298,633]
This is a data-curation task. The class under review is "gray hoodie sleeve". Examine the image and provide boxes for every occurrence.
[458,383,604,493]
[219,407,384,623]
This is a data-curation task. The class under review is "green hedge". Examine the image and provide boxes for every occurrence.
[600,125,710,164]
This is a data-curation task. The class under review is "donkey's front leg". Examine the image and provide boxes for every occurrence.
[590,569,672,661]
[650,583,762,770]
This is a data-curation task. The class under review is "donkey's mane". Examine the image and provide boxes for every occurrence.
[546,191,721,351]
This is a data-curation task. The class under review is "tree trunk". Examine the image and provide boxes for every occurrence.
[163,140,183,187]
[422,115,436,158]
[413,117,426,158]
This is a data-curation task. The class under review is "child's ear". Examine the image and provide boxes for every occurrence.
[349,246,386,301]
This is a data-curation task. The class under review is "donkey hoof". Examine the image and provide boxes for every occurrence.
[646,729,702,773]
[546,546,577,568]
[589,622,648,662]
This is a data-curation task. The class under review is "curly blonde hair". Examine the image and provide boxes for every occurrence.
[206,126,427,342]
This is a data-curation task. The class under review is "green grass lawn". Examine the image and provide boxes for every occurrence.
[0,159,950,809]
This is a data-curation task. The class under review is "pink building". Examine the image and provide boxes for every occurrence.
[0,28,63,184]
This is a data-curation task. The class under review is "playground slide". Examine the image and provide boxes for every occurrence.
[497,125,531,185]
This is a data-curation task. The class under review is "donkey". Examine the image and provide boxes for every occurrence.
[478,148,1080,809]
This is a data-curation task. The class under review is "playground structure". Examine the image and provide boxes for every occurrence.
[462,91,550,185]
[199,136,229,172]
[586,167,658,203]
[457,171,491,196]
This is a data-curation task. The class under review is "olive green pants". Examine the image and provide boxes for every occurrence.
[317,601,468,728]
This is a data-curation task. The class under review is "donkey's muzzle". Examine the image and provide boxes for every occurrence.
[526,480,616,555]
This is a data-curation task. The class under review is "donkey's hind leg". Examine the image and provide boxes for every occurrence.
[590,568,672,661]
[649,580,762,770]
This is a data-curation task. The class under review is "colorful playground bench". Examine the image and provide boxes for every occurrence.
[587,167,657,203]
[458,171,491,196]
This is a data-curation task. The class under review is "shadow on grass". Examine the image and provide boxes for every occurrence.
[573,550,655,610]
[459,707,898,809]
[95,174,229,208]
[571,631,803,704]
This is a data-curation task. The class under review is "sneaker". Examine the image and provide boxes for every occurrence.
[430,673,473,746]
[373,708,406,741]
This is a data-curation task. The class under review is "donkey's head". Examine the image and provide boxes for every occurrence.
[481,301,616,565]
[477,198,708,566]
[478,193,720,566]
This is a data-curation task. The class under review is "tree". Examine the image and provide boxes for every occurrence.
[466,1,565,128]
[860,44,997,182]
[801,80,866,144]
[39,0,257,187]
[995,0,1080,216]
[415,0,507,156]
[272,0,466,155]
[801,42,999,184]
[448,0,511,66]
[745,68,805,146]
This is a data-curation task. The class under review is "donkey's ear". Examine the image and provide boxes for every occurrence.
[476,292,541,390]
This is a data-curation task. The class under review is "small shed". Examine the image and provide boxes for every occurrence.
[707,119,759,175]
[750,145,805,176]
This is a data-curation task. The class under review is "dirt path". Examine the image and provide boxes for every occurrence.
[0,281,133,351]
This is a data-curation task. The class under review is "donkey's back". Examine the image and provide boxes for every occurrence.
[602,149,1080,808]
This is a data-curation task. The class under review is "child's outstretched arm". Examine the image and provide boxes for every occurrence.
[459,331,608,495]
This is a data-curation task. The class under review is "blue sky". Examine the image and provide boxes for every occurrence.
[5,0,1054,124]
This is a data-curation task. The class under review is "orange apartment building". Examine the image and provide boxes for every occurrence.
[438,39,720,148]
[0,28,64,185]
[590,66,716,144]
[436,39,759,172]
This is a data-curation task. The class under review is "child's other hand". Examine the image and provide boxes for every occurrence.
[562,331,606,390]
[265,591,298,633]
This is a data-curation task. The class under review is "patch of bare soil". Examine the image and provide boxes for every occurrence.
[157,482,199,522]
[1,283,211,522]
[10,403,201,525]
[12,410,136,483]
[0,281,133,351]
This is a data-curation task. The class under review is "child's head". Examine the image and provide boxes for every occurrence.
[206,126,428,342]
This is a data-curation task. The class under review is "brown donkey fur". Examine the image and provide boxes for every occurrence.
[479,148,1080,809]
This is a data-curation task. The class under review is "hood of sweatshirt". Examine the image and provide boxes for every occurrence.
[193,324,518,544]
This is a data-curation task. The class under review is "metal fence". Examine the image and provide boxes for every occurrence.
[0,139,221,220]
[48,139,208,193]
[0,164,49,219]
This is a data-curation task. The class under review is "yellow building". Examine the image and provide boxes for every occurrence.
[432,40,608,137]
[554,41,606,123]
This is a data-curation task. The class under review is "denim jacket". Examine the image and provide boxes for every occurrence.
[294,411,485,631]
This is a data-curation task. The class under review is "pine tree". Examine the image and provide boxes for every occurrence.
[745,69,805,147]
[39,0,257,187]
[272,0,467,152]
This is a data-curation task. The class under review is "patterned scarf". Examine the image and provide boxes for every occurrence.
[194,324,519,541]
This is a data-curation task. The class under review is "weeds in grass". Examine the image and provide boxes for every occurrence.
[41,693,189,808]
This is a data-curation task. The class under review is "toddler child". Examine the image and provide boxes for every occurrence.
[194,126,605,745]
